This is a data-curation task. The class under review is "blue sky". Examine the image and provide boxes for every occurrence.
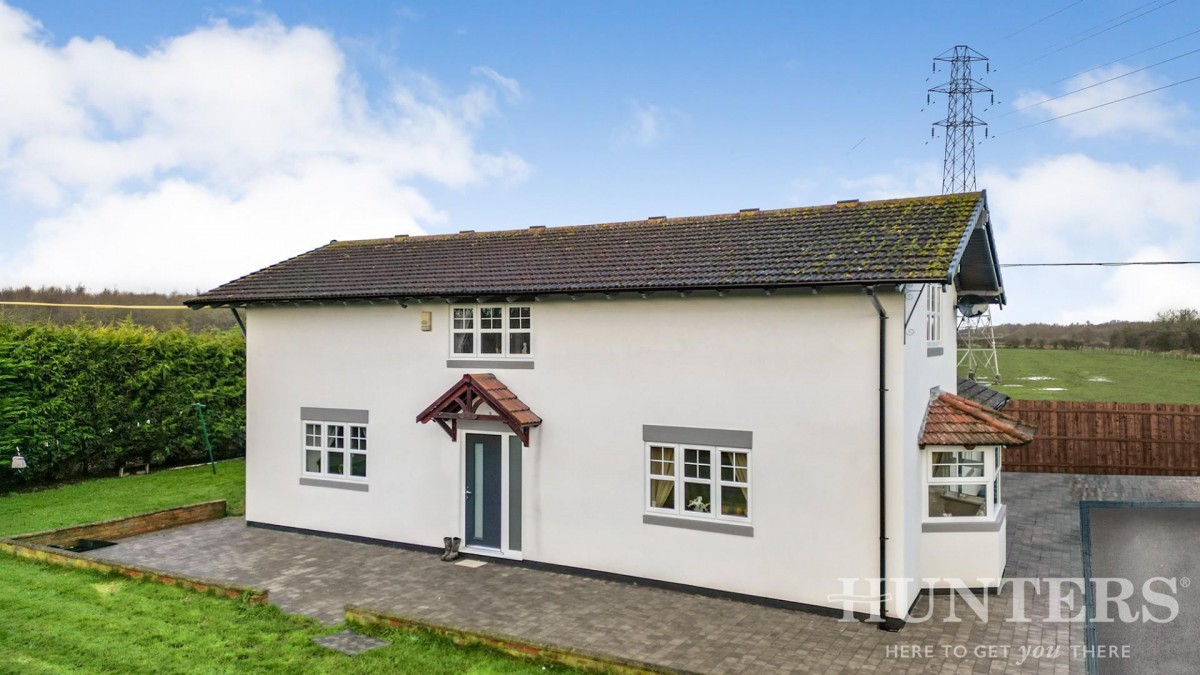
[1,1,1198,323]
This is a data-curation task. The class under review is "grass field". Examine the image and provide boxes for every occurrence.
[0,462,576,674]
[961,348,1200,404]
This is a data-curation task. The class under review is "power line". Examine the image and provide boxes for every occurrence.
[1003,261,1200,267]
[0,301,191,310]
[1054,0,1163,43]
[1000,45,1200,117]
[1004,0,1086,40]
[1049,26,1200,85]
[1018,0,1179,68]
[995,72,1200,135]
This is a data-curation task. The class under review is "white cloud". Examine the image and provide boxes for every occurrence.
[0,2,526,291]
[613,101,668,148]
[1057,247,1200,323]
[981,154,1200,263]
[979,155,1200,323]
[471,66,521,103]
[1013,65,1191,139]
[838,161,941,201]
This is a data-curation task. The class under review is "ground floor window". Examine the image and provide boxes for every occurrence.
[926,446,1000,519]
[646,443,749,520]
[304,421,368,480]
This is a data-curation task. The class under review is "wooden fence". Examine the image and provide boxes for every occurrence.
[1004,400,1200,476]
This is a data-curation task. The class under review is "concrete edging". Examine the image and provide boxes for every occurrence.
[0,500,269,605]
[344,605,682,675]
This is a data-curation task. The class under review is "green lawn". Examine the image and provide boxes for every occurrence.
[962,348,1200,404]
[0,460,246,537]
[0,461,578,674]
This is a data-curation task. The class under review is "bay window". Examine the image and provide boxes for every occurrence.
[926,446,1001,520]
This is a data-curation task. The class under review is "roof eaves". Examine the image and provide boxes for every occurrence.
[945,192,988,287]
[181,279,929,309]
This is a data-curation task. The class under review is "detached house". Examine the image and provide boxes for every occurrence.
[186,191,1033,629]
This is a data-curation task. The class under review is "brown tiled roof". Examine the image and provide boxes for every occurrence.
[186,192,987,306]
[468,373,542,427]
[956,377,1010,410]
[919,392,1035,448]
[416,373,541,445]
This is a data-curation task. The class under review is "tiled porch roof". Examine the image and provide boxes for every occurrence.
[919,391,1035,448]
[416,373,541,445]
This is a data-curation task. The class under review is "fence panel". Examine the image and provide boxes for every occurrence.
[1004,400,1200,475]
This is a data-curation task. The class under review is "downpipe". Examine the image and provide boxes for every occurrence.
[865,287,901,632]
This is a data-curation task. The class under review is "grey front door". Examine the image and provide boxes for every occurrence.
[465,433,503,549]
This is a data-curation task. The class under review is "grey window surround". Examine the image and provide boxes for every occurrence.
[642,425,752,449]
[300,407,369,424]
[508,435,522,552]
[446,359,535,370]
[299,477,369,492]
[643,514,753,537]
[927,346,945,357]
[921,503,1006,532]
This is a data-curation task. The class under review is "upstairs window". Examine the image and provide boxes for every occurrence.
[925,286,942,347]
[451,305,533,358]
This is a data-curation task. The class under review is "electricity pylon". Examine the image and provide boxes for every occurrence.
[929,45,1001,383]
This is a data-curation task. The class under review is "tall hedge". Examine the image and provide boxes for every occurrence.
[0,320,244,483]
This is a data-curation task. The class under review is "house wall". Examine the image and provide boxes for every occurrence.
[244,289,914,616]
[898,283,960,614]
[920,520,1007,589]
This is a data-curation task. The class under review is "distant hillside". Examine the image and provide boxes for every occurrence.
[994,309,1200,355]
[0,286,235,332]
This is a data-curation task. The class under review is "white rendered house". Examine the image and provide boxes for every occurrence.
[187,191,1033,629]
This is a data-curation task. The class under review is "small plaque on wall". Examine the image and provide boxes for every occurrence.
[420,311,432,331]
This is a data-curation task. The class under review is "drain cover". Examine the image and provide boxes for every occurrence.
[49,539,117,553]
[312,630,390,655]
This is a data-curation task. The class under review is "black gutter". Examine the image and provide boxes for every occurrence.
[183,279,942,310]
[865,287,901,632]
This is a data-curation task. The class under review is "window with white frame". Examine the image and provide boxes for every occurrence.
[451,304,533,358]
[926,447,1001,519]
[647,443,750,520]
[925,286,942,346]
[304,422,368,479]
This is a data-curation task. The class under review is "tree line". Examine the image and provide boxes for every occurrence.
[994,309,1200,354]
[0,320,244,487]
[0,285,236,332]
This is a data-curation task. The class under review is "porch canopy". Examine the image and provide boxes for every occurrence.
[919,392,1035,448]
[416,373,542,446]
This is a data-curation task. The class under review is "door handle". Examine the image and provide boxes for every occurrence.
[465,489,472,496]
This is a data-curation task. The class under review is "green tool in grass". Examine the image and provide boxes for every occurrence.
[193,403,217,475]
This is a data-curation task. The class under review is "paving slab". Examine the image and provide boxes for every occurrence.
[79,473,1200,674]
[312,629,391,655]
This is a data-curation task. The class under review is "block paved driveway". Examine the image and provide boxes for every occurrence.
[83,473,1200,674]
